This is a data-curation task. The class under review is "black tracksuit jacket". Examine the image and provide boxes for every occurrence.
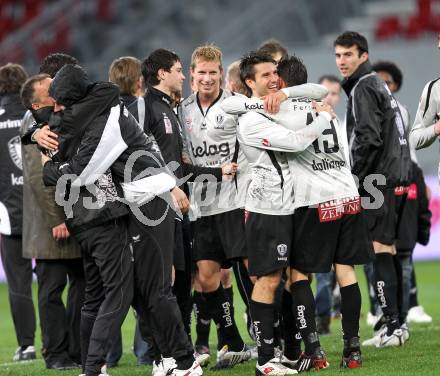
[342,61,411,189]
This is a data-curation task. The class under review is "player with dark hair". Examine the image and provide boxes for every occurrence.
[133,48,236,370]
[334,31,411,348]
[223,52,373,371]
[0,62,37,363]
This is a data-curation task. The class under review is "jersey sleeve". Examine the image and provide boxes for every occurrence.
[220,96,264,115]
[238,111,329,152]
[410,80,439,149]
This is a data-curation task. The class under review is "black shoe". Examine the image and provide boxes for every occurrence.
[13,346,36,362]
[316,315,331,335]
[47,358,79,370]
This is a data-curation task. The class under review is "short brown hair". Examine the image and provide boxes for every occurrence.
[257,39,288,61]
[0,63,28,95]
[20,74,50,109]
[109,56,142,95]
[190,44,223,70]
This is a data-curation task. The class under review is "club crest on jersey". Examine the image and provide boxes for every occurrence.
[8,135,22,170]
[262,138,270,147]
[163,113,173,134]
[214,114,225,129]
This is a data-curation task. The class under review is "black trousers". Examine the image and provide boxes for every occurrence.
[130,198,193,360]
[74,217,133,376]
[35,258,85,365]
[173,216,194,338]
[0,235,36,347]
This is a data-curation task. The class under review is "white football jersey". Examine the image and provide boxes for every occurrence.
[178,90,249,217]
[221,93,359,209]
[232,110,330,215]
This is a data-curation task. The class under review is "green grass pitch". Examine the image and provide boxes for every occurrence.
[0,261,439,375]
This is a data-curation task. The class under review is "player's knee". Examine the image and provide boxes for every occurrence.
[257,272,282,293]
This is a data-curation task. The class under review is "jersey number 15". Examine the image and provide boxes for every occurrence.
[307,113,339,154]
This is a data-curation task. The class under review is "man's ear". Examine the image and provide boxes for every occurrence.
[360,51,369,63]
[31,103,39,110]
[158,68,166,81]
[245,78,255,92]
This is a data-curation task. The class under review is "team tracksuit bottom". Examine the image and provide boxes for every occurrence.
[130,197,194,363]
[74,217,133,376]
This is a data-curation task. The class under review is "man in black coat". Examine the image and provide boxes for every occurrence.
[20,53,85,371]
[0,63,37,362]
[41,64,202,376]
[334,31,411,348]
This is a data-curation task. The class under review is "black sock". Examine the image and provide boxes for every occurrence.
[204,284,244,351]
[364,263,379,315]
[409,265,418,308]
[291,280,320,355]
[224,286,235,323]
[282,288,302,360]
[251,300,275,366]
[217,286,234,350]
[374,253,399,334]
[193,290,211,348]
[273,281,284,348]
[393,256,405,325]
[273,311,282,349]
[340,283,361,344]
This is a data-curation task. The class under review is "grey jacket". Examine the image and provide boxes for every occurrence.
[21,111,81,259]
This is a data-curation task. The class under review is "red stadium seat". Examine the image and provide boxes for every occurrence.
[375,16,402,40]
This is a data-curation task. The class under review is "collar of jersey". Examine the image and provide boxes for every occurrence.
[196,89,223,116]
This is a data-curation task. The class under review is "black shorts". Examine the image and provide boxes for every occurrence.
[363,188,399,245]
[246,212,293,277]
[291,199,374,273]
[192,209,247,268]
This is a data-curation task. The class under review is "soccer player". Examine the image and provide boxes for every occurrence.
[334,31,411,347]
[0,63,37,363]
[314,74,343,335]
[133,48,236,369]
[178,44,251,369]
[222,52,334,375]
[408,34,440,321]
[222,52,374,371]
